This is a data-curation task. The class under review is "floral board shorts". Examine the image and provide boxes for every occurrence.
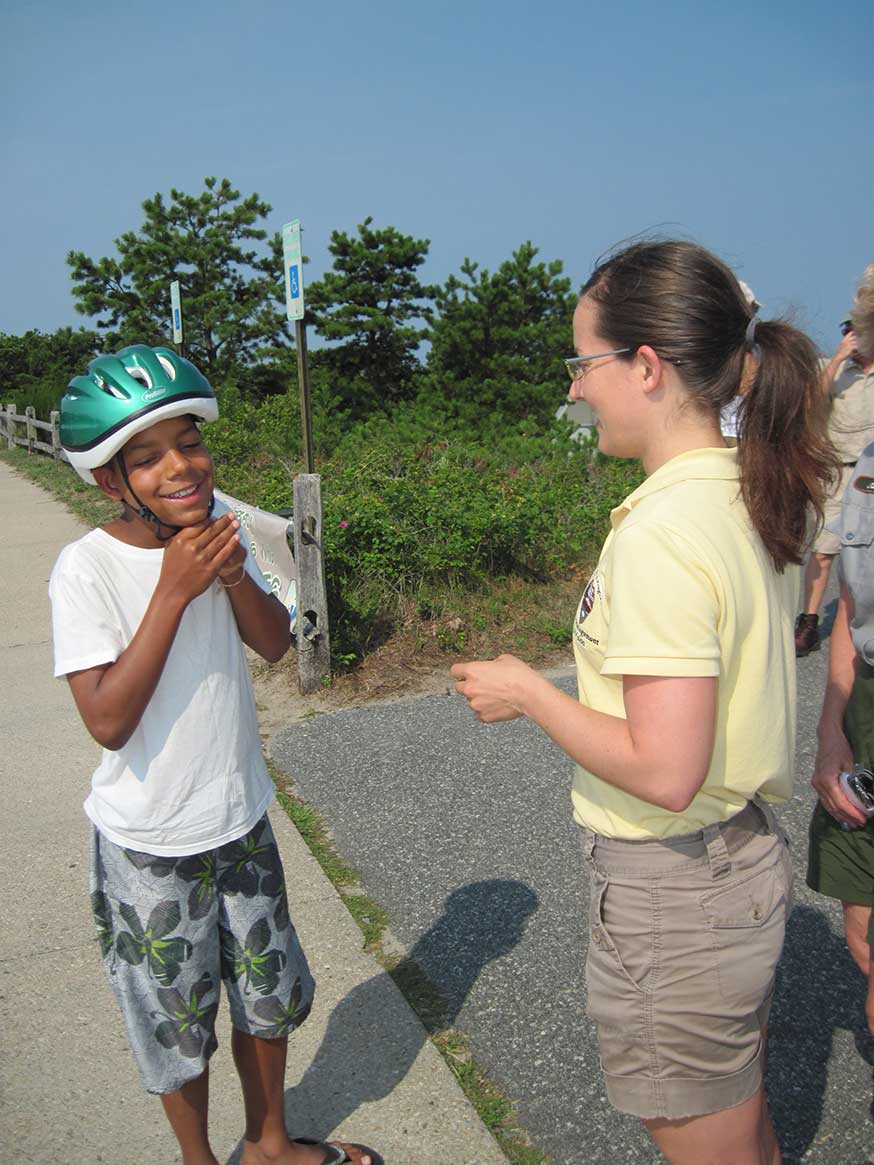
[580,797,793,1120]
[89,814,315,1094]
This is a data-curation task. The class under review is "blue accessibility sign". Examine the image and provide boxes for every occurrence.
[282,221,305,321]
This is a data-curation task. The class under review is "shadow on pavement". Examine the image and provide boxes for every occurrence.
[227,879,538,1162]
[768,904,871,1163]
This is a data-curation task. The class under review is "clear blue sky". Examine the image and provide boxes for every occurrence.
[3,0,872,353]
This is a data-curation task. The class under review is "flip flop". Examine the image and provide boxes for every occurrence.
[292,1137,385,1165]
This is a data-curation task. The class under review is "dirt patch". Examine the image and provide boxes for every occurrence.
[249,633,574,744]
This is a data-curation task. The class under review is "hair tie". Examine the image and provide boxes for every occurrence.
[744,315,760,348]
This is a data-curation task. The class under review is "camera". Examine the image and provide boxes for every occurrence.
[840,320,854,337]
[840,764,874,817]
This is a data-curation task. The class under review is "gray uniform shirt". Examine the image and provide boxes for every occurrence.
[837,442,874,662]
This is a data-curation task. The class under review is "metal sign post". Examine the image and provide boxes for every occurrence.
[281,219,328,690]
[170,280,183,355]
[282,220,313,474]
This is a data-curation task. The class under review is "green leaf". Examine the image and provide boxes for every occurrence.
[116,931,145,965]
[154,1020,181,1049]
[245,919,271,956]
[148,900,182,939]
[118,901,145,940]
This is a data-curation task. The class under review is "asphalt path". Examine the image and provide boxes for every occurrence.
[271,579,874,1165]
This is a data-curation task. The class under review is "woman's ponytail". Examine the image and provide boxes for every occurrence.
[737,322,839,571]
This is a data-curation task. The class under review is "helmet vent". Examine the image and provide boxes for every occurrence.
[126,366,153,390]
[95,374,127,400]
[157,355,176,380]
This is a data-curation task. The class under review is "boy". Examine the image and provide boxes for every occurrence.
[51,345,378,1165]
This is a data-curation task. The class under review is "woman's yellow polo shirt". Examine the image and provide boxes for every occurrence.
[572,446,799,839]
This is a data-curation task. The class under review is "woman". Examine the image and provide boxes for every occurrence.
[807,274,874,1039]
[452,240,837,1165]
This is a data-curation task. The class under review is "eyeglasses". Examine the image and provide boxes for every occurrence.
[564,349,631,382]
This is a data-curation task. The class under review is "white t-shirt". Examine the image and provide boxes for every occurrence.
[49,501,276,856]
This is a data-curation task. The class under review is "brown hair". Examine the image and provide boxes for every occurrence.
[581,240,839,571]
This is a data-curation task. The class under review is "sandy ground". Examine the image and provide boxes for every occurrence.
[248,650,461,744]
[248,644,576,747]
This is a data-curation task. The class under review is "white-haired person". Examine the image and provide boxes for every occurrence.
[808,275,874,1041]
[795,269,874,656]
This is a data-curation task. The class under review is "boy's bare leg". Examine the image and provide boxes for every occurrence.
[233,1029,373,1164]
[160,1068,219,1165]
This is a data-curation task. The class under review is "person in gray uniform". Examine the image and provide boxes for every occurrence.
[795,315,874,657]
[808,276,874,1038]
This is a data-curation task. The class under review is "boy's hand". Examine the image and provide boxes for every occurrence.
[158,513,242,604]
[216,532,248,585]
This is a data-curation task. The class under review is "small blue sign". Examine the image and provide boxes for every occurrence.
[170,279,183,343]
[282,220,304,320]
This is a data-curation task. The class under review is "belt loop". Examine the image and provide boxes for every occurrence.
[752,795,773,832]
[581,827,596,864]
[702,823,731,880]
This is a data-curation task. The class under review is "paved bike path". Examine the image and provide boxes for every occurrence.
[271,577,874,1164]
[0,458,507,1165]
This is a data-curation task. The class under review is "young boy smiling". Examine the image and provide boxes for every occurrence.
[50,345,378,1165]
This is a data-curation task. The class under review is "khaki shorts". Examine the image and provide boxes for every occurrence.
[811,462,856,554]
[580,799,793,1120]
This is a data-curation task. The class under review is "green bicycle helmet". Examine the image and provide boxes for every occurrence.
[61,344,218,484]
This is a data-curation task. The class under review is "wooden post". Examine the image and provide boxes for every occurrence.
[295,318,314,475]
[292,473,331,693]
[25,406,35,453]
[50,411,61,460]
[2,404,13,449]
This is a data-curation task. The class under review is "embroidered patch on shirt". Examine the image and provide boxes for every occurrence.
[578,571,602,624]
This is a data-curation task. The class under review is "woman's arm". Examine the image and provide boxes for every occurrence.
[451,654,716,812]
[812,579,864,826]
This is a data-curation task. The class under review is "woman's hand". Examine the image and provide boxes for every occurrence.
[811,726,866,827]
[450,654,535,722]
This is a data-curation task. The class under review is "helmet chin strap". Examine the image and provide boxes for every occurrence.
[115,453,214,542]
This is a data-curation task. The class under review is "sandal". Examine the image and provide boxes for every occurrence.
[292,1137,384,1165]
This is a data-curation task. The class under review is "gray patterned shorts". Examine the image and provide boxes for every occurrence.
[89,814,315,1094]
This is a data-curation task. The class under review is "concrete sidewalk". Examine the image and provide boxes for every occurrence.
[0,458,507,1165]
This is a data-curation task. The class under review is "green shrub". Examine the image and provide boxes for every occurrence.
[205,393,643,664]
[5,379,642,670]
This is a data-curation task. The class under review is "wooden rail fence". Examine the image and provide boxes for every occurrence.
[1,403,68,460]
